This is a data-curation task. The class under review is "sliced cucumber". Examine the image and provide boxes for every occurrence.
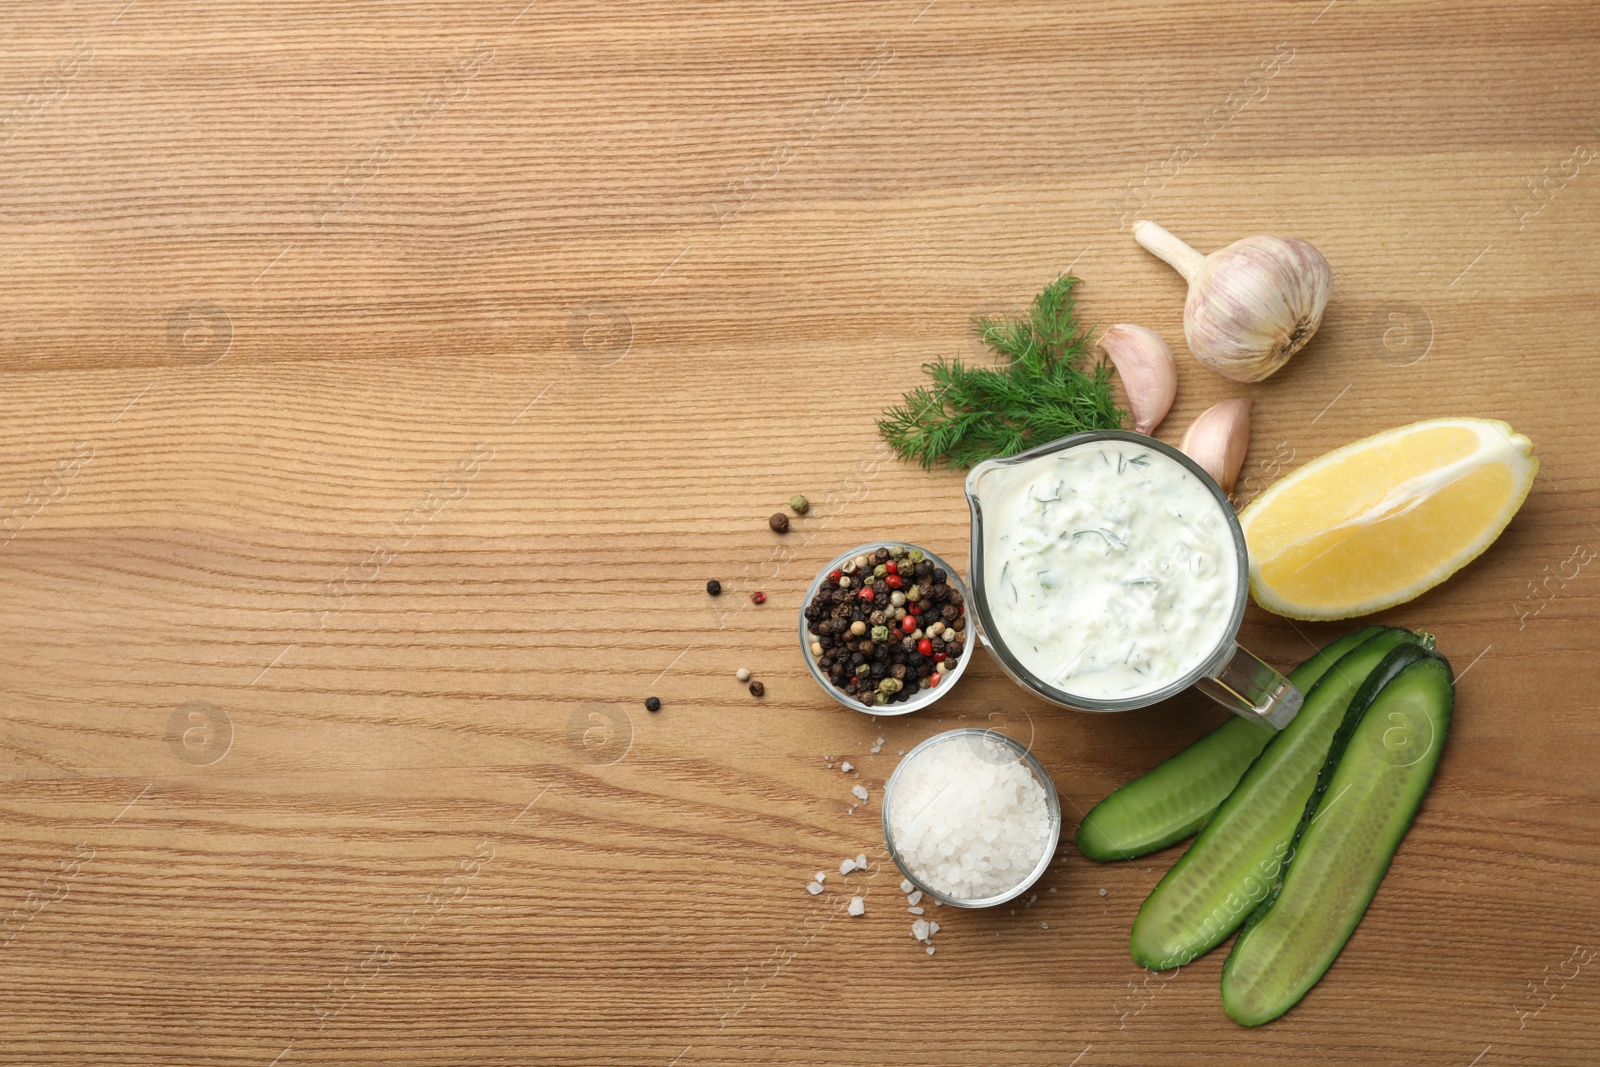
[1076,626,1383,863]
[1222,645,1453,1026]
[1129,627,1426,969]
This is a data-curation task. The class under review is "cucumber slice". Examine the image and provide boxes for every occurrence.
[1222,646,1453,1026]
[1129,627,1426,969]
[1076,626,1384,862]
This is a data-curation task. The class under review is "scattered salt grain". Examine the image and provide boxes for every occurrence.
[1041,923,1049,930]
[855,853,867,869]
[908,906,924,915]
[926,946,935,955]
[911,919,930,941]
[848,896,865,916]
[928,923,939,936]
[806,882,823,895]
[852,785,868,802]
[839,859,856,875]
[1098,888,1107,897]
[900,879,914,894]
[815,872,826,883]
[870,737,884,754]
[906,890,923,906]
[885,734,1052,901]
[841,761,853,773]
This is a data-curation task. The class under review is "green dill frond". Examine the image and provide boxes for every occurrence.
[878,273,1126,469]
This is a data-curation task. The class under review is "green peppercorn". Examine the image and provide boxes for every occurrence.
[790,494,810,515]
[874,691,888,706]
[873,563,888,579]
[907,549,925,563]
[871,624,889,642]
[906,584,921,601]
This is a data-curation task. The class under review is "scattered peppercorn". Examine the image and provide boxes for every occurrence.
[748,680,765,697]
[736,667,751,682]
[645,696,661,712]
[802,543,967,708]
[790,494,810,515]
[706,579,722,596]
[769,512,790,534]
[751,591,766,604]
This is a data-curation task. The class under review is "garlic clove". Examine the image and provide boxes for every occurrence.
[1179,398,1252,494]
[1097,323,1177,435]
[1134,221,1332,383]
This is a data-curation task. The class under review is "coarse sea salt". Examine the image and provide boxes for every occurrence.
[848,896,865,916]
[852,785,869,802]
[886,734,1052,902]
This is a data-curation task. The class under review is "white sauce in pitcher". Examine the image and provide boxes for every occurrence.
[981,439,1238,700]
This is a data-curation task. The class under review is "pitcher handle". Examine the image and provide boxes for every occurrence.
[1193,642,1303,729]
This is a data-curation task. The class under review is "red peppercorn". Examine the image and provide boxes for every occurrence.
[885,574,903,589]
[917,638,933,656]
[934,652,946,663]
[751,591,766,604]
[885,561,898,575]
[929,672,942,687]
[828,569,842,585]
[858,587,875,602]
[900,615,917,634]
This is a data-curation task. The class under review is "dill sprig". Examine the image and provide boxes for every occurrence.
[877,274,1127,469]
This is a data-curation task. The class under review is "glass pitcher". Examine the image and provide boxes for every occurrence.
[964,430,1302,729]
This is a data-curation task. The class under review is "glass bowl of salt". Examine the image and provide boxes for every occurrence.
[882,728,1061,908]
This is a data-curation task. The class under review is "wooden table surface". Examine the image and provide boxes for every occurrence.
[3,1,1598,1064]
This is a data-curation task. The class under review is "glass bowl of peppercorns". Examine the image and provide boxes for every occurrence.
[799,542,974,715]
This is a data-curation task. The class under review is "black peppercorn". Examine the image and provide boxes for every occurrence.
[645,696,661,712]
[706,579,722,596]
[748,680,765,697]
[769,512,790,533]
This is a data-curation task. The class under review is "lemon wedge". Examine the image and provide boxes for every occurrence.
[1240,418,1538,620]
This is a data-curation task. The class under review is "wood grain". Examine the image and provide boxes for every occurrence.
[2,0,1598,1063]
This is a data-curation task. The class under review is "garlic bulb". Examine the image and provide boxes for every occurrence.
[1133,221,1332,383]
[1179,398,1252,494]
[1097,324,1177,435]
